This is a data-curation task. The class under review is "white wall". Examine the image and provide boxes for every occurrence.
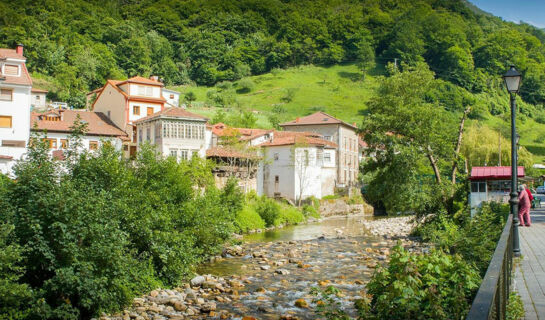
[0,84,31,175]
[128,101,162,123]
[31,92,47,109]
[163,89,180,107]
[34,131,124,153]
[129,84,161,98]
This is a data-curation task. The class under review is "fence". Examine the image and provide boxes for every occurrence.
[466,214,514,320]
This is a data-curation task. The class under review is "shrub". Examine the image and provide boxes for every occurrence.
[236,78,255,93]
[255,197,281,227]
[303,204,320,219]
[235,204,266,232]
[275,204,305,225]
[363,245,480,319]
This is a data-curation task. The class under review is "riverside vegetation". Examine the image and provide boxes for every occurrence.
[0,124,309,319]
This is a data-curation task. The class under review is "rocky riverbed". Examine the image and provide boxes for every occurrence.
[99,215,421,320]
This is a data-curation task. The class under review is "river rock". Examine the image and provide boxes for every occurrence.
[200,302,216,312]
[275,269,290,275]
[190,276,205,287]
[260,265,271,270]
[294,299,308,308]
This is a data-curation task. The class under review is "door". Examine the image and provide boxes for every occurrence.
[130,146,137,158]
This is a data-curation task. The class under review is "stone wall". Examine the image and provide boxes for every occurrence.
[319,198,374,217]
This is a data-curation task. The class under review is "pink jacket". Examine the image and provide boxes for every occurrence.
[519,190,531,213]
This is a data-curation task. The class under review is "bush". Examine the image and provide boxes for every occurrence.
[235,204,266,232]
[275,204,305,225]
[362,245,480,319]
[236,78,256,93]
[303,204,320,219]
[255,197,281,227]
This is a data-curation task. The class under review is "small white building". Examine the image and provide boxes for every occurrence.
[469,166,525,215]
[31,88,48,110]
[133,107,209,160]
[30,110,128,156]
[162,88,181,108]
[258,132,337,202]
[0,45,32,175]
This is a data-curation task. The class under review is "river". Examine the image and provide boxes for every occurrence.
[193,215,407,319]
[109,215,417,320]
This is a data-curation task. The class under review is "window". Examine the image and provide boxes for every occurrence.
[324,152,331,163]
[0,115,12,128]
[170,94,174,99]
[146,127,151,142]
[138,85,146,96]
[42,138,56,149]
[1,140,25,147]
[146,86,153,96]
[123,144,128,151]
[275,176,279,183]
[170,149,177,157]
[35,95,40,100]
[147,107,154,116]
[180,150,189,160]
[133,105,140,115]
[138,129,143,143]
[3,64,18,76]
[471,181,487,193]
[0,89,13,101]
[155,123,161,140]
[324,135,331,141]
[60,139,68,149]
[89,141,98,150]
[274,153,279,161]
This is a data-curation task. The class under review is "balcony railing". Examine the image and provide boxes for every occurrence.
[466,214,513,320]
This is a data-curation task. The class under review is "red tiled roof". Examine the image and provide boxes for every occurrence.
[358,137,368,148]
[134,107,208,123]
[31,110,128,138]
[118,76,164,87]
[0,155,13,160]
[206,146,260,159]
[211,123,271,138]
[0,49,25,60]
[279,111,357,129]
[31,88,48,93]
[470,166,525,180]
[258,132,337,148]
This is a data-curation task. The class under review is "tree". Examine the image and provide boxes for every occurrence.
[184,91,197,107]
[291,140,312,207]
[362,63,468,215]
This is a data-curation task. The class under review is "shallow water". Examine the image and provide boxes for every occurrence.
[196,215,397,319]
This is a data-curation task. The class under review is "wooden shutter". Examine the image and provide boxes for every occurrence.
[3,64,18,76]
[0,116,12,128]
[147,107,154,116]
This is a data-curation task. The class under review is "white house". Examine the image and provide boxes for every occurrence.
[90,76,167,157]
[0,45,32,175]
[258,132,337,202]
[280,112,359,187]
[162,88,181,108]
[133,107,208,160]
[31,88,48,110]
[30,110,128,156]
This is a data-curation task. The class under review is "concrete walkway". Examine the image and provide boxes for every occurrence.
[514,206,545,319]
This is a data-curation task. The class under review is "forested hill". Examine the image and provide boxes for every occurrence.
[1,0,545,109]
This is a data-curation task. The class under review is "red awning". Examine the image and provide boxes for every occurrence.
[470,166,525,180]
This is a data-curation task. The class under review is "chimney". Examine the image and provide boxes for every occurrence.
[15,44,24,56]
[150,75,159,82]
[295,117,300,123]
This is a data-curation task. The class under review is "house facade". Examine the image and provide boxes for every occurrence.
[31,88,48,110]
[258,132,337,202]
[91,76,166,157]
[133,107,208,160]
[30,110,128,155]
[162,88,180,108]
[280,112,359,187]
[0,45,32,175]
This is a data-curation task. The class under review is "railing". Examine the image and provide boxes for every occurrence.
[466,214,513,320]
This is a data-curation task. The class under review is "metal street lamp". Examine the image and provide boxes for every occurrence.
[503,65,522,257]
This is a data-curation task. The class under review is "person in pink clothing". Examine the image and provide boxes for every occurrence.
[518,185,532,227]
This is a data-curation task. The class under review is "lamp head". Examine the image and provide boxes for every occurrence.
[503,65,522,93]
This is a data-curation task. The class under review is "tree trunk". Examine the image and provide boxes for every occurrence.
[451,106,471,184]
[427,146,442,185]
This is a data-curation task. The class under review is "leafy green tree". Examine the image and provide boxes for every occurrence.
[184,91,197,107]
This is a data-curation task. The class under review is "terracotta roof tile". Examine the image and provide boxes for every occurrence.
[0,155,13,160]
[31,88,48,93]
[120,76,164,87]
[134,107,208,123]
[0,49,25,60]
[31,110,128,138]
[206,146,260,159]
[0,63,32,86]
[280,111,357,129]
[258,132,337,148]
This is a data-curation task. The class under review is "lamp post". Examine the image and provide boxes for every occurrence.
[503,65,522,257]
